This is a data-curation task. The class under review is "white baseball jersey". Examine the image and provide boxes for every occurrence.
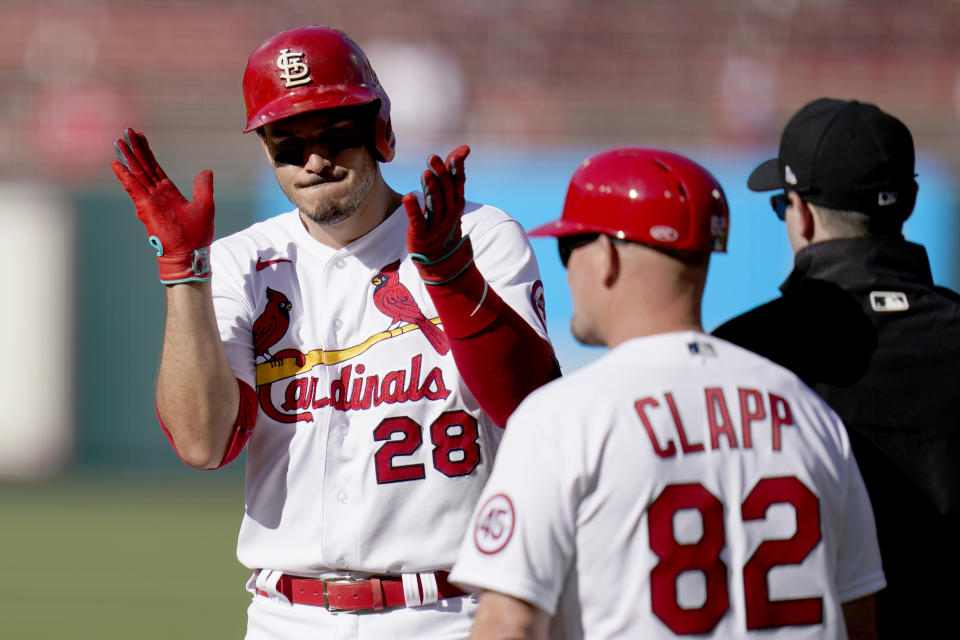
[451,331,885,640]
[209,197,549,577]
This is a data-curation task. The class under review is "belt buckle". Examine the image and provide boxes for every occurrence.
[322,576,369,612]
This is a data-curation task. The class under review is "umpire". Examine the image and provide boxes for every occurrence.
[714,97,960,637]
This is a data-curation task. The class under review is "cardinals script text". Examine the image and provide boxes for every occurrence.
[259,354,451,423]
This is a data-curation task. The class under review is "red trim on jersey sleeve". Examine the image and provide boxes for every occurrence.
[215,379,258,468]
[423,262,560,428]
[156,379,257,469]
[156,405,182,461]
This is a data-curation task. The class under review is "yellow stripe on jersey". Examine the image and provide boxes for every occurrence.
[255,317,443,385]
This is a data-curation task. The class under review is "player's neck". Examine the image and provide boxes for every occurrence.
[601,278,704,348]
[602,258,705,348]
[300,179,403,249]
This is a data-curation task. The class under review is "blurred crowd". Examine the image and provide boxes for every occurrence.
[2,0,960,188]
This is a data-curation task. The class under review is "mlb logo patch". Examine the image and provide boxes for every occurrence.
[687,340,717,357]
[869,291,909,312]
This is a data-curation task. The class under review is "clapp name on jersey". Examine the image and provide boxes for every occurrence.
[635,387,796,458]
[259,354,452,423]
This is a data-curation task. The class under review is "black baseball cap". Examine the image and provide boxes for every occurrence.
[748,98,917,217]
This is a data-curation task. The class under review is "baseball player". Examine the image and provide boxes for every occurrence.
[450,148,886,639]
[111,25,558,639]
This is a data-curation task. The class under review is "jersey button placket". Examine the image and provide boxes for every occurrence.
[319,250,363,570]
[330,253,346,333]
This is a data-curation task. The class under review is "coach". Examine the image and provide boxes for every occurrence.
[713,97,960,637]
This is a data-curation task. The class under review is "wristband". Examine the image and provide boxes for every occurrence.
[411,235,474,286]
[151,237,212,284]
[419,261,504,339]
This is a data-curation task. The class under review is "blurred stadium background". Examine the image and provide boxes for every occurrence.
[2,0,959,637]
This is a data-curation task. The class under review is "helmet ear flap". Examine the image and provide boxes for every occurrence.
[242,25,396,162]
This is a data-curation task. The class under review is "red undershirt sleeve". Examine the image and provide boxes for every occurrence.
[415,238,561,428]
[156,378,258,469]
[216,379,258,468]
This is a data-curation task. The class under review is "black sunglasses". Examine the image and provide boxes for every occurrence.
[770,193,789,220]
[557,233,601,267]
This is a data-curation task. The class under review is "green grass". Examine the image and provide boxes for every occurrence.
[0,474,251,639]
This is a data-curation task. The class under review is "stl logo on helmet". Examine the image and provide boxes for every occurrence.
[276,48,312,88]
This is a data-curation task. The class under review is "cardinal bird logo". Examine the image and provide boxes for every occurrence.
[253,288,293,361]
[371,260,450,356]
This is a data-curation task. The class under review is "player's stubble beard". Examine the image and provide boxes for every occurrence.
[287,151,377,227]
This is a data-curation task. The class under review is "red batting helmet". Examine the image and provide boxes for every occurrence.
[242,25,396,162]
[528,148,729,253]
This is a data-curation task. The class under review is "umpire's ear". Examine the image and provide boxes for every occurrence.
[786,191,816,251]
[899,179,919,225]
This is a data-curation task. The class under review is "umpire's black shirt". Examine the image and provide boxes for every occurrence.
[713,236,960,638]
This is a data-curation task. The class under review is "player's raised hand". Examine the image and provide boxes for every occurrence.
[403,145,471,284]
[111,128,215,284]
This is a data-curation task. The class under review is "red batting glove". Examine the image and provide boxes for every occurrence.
[403,145,472,285]
[111,128,215,284]
[402,144,504,340]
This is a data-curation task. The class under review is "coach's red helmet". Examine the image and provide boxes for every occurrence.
[528,148,729,253]
[242,25,396,162]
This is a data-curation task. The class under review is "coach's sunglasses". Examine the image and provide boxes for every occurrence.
[770,191,814,221]
[558,233,601,267]
[770,193,789,220]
